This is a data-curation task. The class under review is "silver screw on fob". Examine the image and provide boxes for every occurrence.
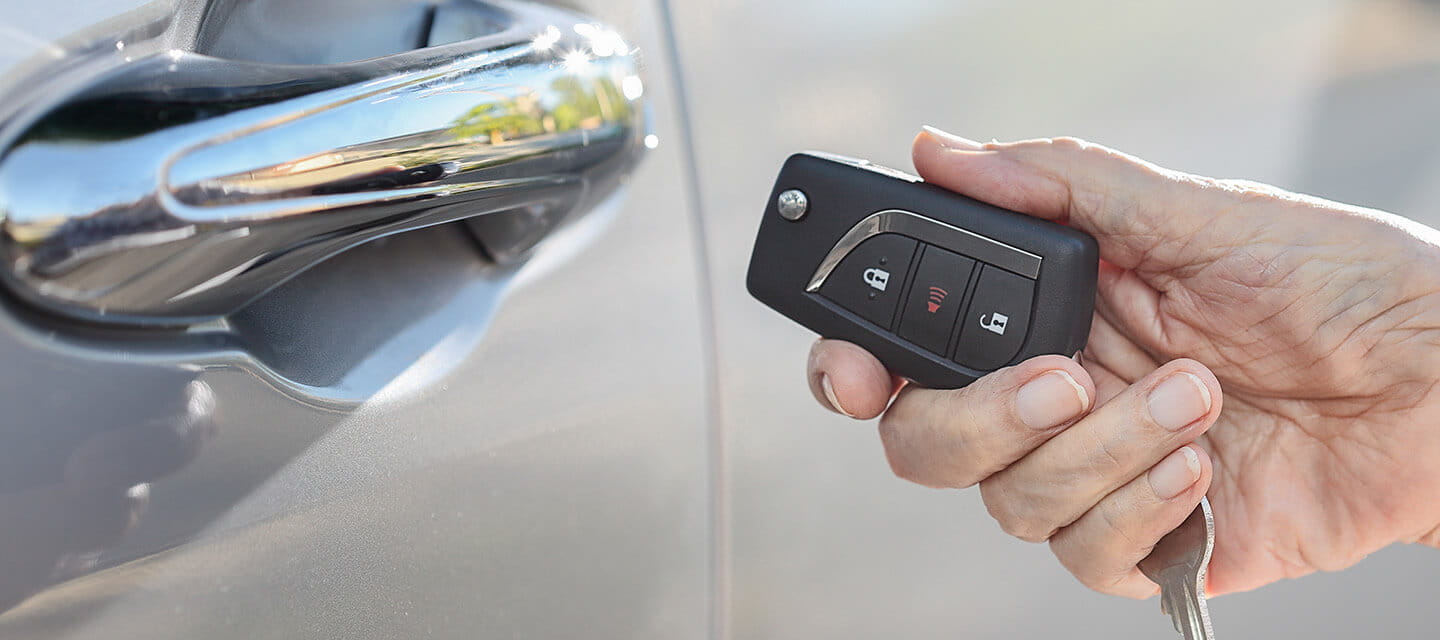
[777,189,809,221]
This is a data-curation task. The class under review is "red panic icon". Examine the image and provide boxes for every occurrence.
[926,286,948,313]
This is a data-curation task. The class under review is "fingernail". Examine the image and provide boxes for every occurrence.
[1149,446,1201,499]
[821,374,854,418]
[1147,372,1211,431]
[921,125,985,150]
[1016,370,1089,430]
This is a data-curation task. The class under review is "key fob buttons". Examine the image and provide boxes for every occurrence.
[747,152,1097,388]
[809,209,1042,368]
[954,265,1035,370]
[897,245,976,356]
[814,233,918,329]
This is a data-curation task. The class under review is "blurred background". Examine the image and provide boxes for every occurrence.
[667,0,1440,638]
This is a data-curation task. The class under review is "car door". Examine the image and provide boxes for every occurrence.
[0,1,713,638]
[669,1,1440,639]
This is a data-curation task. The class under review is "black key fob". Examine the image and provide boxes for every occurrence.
[747,152,1099,389]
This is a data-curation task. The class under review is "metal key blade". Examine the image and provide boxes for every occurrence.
[1138,497,1216,640]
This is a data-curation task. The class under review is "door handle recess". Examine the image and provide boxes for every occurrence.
[0,0,647,325]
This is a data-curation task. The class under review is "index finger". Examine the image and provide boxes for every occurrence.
[911,128,1203,271]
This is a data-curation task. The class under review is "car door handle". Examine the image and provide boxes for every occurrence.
[0,0,646,325]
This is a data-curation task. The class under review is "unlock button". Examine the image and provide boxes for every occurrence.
[954,265,1035,371]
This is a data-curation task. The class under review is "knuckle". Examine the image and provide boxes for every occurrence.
[885,456,958,489]
[1042,137,1127,219]
[1050,525,1157,599]
[881,454,929,488]
[882,451,923,486]
[980,481,1054,543]
[1058,558,1130,595]
[1075,569,1129,596]
[1047,137,1117,167]
[878,412,954,488]
[948,392,1014,471]
[936,461,983,490]
[1014,530,1053,544]
[1049,534,1116,595]
[884,391,993,489]
[1094,501,1139,550]
[1083,431,1128,479]
[1048,136,1093,154]
[953,388,1007,437]
[876,409,904,447]
[877,415,920,483]
[1208,177,1294,204]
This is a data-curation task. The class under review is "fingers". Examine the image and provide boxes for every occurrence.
[911,128,1210,270]
[978,359,1222,542]
[807,339,1225,599]
[807,339,901,419]
[1083,308,1163,398]
[1049,445,1214,598]
[878,355,1094,488]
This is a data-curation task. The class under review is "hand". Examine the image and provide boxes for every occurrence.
[807,128,1440,597]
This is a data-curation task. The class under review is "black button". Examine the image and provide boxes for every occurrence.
[818,233,917,329]
[897,245,976,355]
[954,265,1034,370]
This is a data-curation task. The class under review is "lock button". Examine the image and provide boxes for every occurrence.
[953,265,1035,370]
[817,233,917,330]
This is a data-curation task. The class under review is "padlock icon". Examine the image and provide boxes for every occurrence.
[863,267,890,292]
[979,312,1009,336]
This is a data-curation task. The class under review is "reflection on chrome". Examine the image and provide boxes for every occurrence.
[0,3,646,325]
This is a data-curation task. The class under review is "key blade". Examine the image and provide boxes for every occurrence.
[1158,586,1179,631]
[1159,585,1188,636]
[1139,498,1216,639]
[1193,589,1216,640]
[1140,498,1214,580]
[1177,580,1215,640]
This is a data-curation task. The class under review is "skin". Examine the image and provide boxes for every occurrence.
[807,128,1440,598]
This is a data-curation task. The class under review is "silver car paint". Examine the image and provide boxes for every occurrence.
[1,0,709,637]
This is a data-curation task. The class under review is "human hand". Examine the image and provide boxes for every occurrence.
[807,128,1440,597]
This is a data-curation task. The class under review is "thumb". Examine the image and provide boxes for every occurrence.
[912,128,1210,270]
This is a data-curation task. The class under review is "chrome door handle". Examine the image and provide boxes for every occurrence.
[0,0,646,325]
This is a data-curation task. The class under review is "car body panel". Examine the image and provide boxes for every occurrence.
[0,1,713,638]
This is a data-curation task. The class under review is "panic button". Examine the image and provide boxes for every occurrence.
[817,233,918,329]
[898,245,976,356]
[954,265,1035,370]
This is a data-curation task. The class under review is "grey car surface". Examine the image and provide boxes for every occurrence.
[1,1,1438,639]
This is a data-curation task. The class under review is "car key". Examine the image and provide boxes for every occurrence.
[1138,497,1217,640]
[746,152,1099,388]
[749,152,1213,635]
